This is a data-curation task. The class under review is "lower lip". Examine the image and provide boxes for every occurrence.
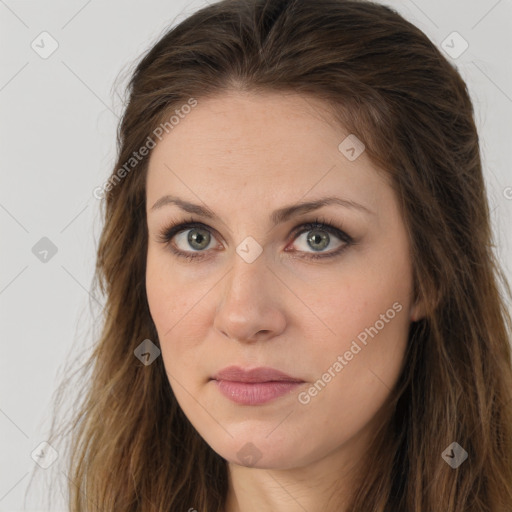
[213,379,303,405]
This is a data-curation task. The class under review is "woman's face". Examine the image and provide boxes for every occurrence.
[145,91,421,473]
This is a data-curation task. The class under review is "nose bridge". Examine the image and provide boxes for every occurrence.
[213,246,285,342]
[223,246,269,308]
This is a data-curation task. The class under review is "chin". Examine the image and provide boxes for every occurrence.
[205,431,313,470]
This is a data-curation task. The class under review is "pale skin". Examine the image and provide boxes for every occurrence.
[145,90,425,512]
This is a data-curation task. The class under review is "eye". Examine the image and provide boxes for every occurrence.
[156,215,354,261]
[156,217,221,262]
[287,218,353,260]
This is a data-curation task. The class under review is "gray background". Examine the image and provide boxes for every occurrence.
[1,0,511,510]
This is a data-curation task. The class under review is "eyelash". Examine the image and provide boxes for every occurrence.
[156,215,354,262]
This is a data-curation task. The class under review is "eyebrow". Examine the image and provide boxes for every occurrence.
[150,194,374,225]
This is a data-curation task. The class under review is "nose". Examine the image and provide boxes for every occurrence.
[213,250,287,344]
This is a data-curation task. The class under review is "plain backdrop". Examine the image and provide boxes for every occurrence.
[1,0,511,510]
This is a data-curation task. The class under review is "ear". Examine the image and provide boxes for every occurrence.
[410,297,426,322]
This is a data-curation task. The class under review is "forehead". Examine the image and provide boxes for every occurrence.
[146,91,389,216]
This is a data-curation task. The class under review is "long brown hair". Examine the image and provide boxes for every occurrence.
[34,0,512,510]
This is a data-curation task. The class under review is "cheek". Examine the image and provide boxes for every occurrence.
[145,248,213,376]
[301,281,410,394]
[146,250,186,356]
[292,274,410,453]
[146,247,195,329]
[146,258,174,334]
[302,242,413,388]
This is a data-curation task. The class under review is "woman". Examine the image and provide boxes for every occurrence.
[40,0,512,510]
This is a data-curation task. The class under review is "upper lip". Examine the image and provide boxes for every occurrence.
[211,365,304,383]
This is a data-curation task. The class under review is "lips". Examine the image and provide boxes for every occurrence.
[211,365,304,383]
[211,366,305,405]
